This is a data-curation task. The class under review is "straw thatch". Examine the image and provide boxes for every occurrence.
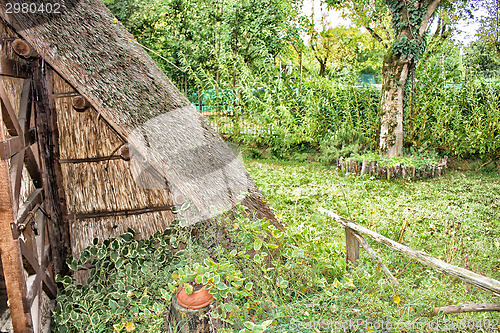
[0,0,278,258]
[54,73,176,254]
[0,0,188,134]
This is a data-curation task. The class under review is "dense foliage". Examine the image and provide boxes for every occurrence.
[102,0,499,161]
[53,159,500,332]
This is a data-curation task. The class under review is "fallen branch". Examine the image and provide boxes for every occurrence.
[433,303,500,315]
[319,208,500,296]
[477,156,498,172]
[352,232,400,289]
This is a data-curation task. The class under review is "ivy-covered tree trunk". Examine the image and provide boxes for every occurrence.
[379,50,413,157]
[378,0,441,157]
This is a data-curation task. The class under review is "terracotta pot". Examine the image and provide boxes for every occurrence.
[176,284,214,310]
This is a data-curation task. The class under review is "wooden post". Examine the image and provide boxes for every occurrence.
[33,60,71,276]
[345,227,359,268]
[320,208,500,296]
[0,122,33,332]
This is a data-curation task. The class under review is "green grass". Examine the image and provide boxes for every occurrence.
[53,158,500,332]
[245,158,500,332]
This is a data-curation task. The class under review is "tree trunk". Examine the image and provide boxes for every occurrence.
[318,58,326,77]
[379,50,412,157]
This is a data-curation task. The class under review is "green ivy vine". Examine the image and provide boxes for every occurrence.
[387,0,428,61]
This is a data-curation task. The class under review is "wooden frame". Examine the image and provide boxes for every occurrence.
[0,38,58,333]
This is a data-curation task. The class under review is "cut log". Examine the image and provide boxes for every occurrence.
[319,208,500,296]
[433,303,500,315]
[119,144,131,161]
[360,159,367,176]
[167,296,211,333]
[12,39,38,58]
[71,95,90,112]
[370,161,377,176]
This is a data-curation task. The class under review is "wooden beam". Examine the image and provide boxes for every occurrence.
[433,303,500,315]
[59,155,122,164]
[12,39,38,58]
[24,146,43,188]
[15,188,43,232]
[25,245,57,306]
[0,55,30,78]
[0,81,22,135]
[68,205,175,220]
[19,238,38,274]
[319,208,500,296]
[18,78,33,134]
[0,131,36,160]
[52,91,79,98]
[33,60,71,276]
[0,135,23,159]
[0,117,33,332]
[9,149,24,217]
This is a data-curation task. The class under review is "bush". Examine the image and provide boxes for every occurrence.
[319,126,373,164]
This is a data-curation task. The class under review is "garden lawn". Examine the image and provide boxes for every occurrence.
[245,158,500,332]
[53,158,500,333]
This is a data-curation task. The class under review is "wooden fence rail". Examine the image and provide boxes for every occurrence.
[319,208,500,296]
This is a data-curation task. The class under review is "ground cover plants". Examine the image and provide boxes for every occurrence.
[53,158,500,332]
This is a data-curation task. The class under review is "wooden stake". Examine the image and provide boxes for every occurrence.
[319,208,500,296]
[398,220,409,243]
[0,119,33,332]
[433,303,500,315]
[353,232,400,288]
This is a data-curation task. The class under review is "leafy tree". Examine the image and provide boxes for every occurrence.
[477,0,500,54]
[103,0,298,94]
[325,0,471,157]
[464,39,500,78]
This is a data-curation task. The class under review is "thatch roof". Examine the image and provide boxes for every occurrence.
[1,0,187,133]
[0,0,278,255]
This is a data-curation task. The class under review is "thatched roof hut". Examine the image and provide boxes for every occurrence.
[3,0,277,255]
[0,1,277,331]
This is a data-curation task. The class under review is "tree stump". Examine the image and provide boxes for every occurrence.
[167,296,212,333]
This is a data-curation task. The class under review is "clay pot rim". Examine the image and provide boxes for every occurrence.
[176,284,214,310]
